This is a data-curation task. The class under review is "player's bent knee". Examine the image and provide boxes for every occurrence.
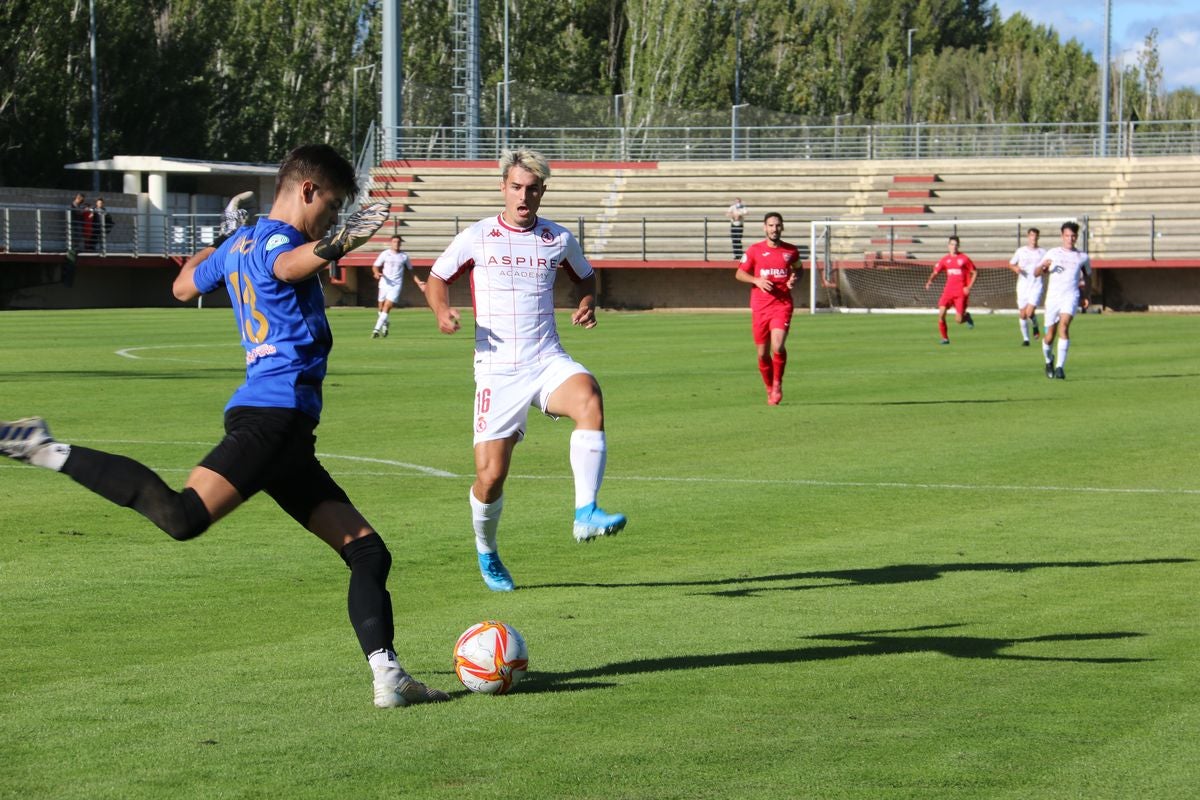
[340,532,391,580]
[154,487,213,541]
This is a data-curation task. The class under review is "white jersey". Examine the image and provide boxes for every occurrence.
[1010,245,1045,306]
[1042,246,1090,302]
[431,214,593,375]
[373,248,412,285]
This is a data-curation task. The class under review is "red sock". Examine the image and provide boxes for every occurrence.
[758,356,773,389]
[938,319,948,340]
[772,352,787,387]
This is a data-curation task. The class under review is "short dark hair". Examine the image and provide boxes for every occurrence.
[948,235,960,244]
[763,212,783,224]
[1061,221,1080,234]
[276,144,357,201]
[1027,227,1039,235]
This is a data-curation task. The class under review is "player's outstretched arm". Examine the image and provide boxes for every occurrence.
[172,246,216,302]
[275,202,390,283]
[425,275,460,334]
[313,201,390,262]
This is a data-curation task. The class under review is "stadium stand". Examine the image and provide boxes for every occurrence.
[3,156,1198,310]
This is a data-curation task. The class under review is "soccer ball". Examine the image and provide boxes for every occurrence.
[453,620,528,695]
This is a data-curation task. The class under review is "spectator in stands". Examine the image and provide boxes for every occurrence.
[735,212,802,405]
[924,236,977,344]
[1008,227,1045,346]
[1035,221,1091,380]
[424,148,627,594]
[91,198,115,251]
[0,145,448,710]
[69,193,90,252]
[371,235,424,338]
[726,198,748,258]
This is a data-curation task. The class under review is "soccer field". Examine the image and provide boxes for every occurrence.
[1,307,1197,799]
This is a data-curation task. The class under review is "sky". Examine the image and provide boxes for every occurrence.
[992,0,1200,91]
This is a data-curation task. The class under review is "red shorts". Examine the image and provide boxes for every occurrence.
[938,291,969,316]
[751,302,794,345]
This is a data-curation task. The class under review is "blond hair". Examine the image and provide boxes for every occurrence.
[499,149,550,183]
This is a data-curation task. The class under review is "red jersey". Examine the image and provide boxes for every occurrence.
[739,239,801,311]
[932,253,976,295]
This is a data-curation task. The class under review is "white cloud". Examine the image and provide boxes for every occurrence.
[993,2,1199,90]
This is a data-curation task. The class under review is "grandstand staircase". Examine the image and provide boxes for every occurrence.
[870,173,940,260]
[589,171,627,258]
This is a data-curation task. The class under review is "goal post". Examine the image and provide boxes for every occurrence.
[806,216,1084,313]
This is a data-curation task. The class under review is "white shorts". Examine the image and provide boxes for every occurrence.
[1016,279,1043,310]
[377,278,402,304]
[472,356,591,445]
[1043,292,1079,327]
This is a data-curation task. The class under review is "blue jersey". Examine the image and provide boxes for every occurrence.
[192,217,331,421]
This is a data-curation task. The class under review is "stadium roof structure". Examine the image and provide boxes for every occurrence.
[63,155,279,228]
[64,155,277,177]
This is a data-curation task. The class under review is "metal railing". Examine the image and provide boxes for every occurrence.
[0,207,232,258]
[376,120,1200,162]
[3,206,1196,265]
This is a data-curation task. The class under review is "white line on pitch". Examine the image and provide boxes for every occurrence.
[22,440,1199,496]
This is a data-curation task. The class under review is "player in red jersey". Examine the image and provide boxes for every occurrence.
[735,212,802,405]
[924,235,977,344]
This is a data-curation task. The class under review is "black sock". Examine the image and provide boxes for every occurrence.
[340,533,395,658]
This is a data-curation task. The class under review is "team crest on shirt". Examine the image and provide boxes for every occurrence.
[541,228,554,242]
[264,233,291,252]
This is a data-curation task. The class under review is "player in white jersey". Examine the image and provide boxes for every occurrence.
[1007,227,1045,346]
[425,149,627,592]
[1034,221,1091,379]
[371,235,424,338]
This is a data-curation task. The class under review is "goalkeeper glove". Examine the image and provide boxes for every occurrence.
[313,201,390,262]
[212,191,254,247]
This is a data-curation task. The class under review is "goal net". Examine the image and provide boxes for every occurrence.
[806,217,1083,313]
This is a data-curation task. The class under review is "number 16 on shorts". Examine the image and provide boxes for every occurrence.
[475,388,491,434]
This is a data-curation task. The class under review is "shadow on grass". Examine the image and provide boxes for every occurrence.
[4,369,230,381]
[525,558,1194,598]
[515,625,1149,694]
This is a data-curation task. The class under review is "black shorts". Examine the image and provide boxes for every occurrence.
[198,406,351,526]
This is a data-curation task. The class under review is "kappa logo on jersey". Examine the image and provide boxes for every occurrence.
[489,228,503,238]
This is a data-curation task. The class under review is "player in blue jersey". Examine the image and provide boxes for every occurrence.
[0,144,449,709]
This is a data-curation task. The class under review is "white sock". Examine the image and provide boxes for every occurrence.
[30,442,71,471]
[1056,338,1069,368]
[1018,318,1029,341]
[375,311,388,328]
[1042,341,1053,363]
[368,648,398,672]
[570,429,607,510]
[470,489,503,554]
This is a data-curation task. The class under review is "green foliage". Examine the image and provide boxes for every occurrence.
[0,0,1194,188]
[1,307,1199,798]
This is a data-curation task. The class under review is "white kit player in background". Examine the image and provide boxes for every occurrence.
[371,235,424,338]
[1035,221,1091,380]
[1008,227,1046,346]
[424,149,627,592]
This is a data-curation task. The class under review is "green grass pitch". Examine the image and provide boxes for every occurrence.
[0,306,1197,799]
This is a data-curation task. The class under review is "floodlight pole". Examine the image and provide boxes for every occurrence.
[1100,0,1112,156]
[905,28,917,128]
[88,0,100,192]
[352,64,377,162]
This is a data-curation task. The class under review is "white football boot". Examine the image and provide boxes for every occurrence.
[0,418,54,462]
